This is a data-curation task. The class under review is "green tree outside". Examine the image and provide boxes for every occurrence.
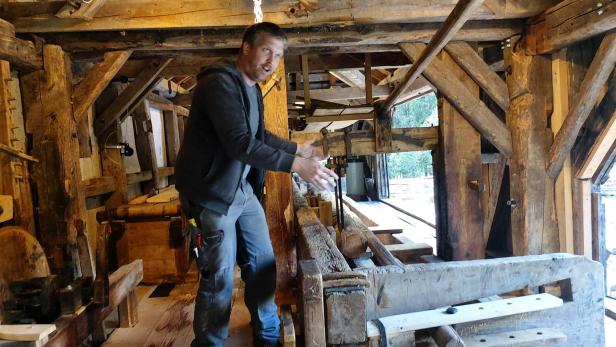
[388,93,438,179]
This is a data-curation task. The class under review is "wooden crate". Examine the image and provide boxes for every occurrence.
[115,217,192,284]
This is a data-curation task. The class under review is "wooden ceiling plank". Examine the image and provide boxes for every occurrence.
[400,43,512,157]
[94,58,172,137]
[444,42,509,111]
[72,50,132,122]
[382,0,487,112]
[56,0,109,20]
[546,31,616,178]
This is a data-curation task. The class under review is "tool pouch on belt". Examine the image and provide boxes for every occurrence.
[181,197,209,274]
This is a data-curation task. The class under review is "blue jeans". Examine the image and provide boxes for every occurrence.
[191,181,280,347]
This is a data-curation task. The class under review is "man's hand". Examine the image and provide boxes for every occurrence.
[296,139,326,160]
[291,156,338,191]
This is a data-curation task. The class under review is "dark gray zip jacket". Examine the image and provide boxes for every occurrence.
[175,61,297,215]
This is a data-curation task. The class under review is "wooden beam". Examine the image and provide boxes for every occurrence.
[575,75,616,179]
[3,1,548,33]
[301,55,311,111]
[365,53,373,104]
[0,143,38,162]
[464,328,567,346]
[291,127,438,156]
[382,0,486,112]
[288,85,392,102]
[94,58,171,137]
[435,51,484,261]
[56,0,109,20]
[305,112,374,123]
[482,154,506,248]
[126,170,152,185]
[400,43,512,157]
[40,20,523,58]
[546,31,616,178]
[72,50,132,122]
[527,0,616,55]
[299,260,326,347]
[82,176,115,198]
[444,42,509,111]
[0,32,42,72]
[287,52,411,73]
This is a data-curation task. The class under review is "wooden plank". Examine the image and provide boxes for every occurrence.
[551,49,574,253]
[444,42,510,111]
[299,260,326,347]
[0,60,35,233]
[400,43,512,157]
[0,325,55,342]
[527,0,616,55]
[382,0,486,111]
[281,305,296,347]
[162,109,180,168]
[482,155,506,247]
[55,0,108,20]
[385,242,433,257]
[72,50,131,122]
[99,259,144,319]
[504,41,558,255]
[0,34,42,72]
[366,294,563,340]
[368,225,403,234]
[126,170,152,185]
[435,51,484,261]
[546,31,616,178]
[465,328,566,347]
[140,293,194,346]
[81,175,115,198]
[94,58,171,137]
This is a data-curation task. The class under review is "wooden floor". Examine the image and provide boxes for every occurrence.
[103,268,253,347]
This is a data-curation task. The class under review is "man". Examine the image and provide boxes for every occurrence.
[175,22,337,347]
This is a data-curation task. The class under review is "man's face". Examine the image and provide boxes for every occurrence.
[241,33,285,84]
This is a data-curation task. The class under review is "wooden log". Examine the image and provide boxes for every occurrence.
[96,201,180,222]
[444,42,509,111]
[382,0,487,111]
[435,51,484,260]
[340,227,368,259]
[299,260,326,347]
[0,34,42,72]
[433,325,466,347]
[401,42,512,157]
[546,31,616,178]
[296,209,351,274]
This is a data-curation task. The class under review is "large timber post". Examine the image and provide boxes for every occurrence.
[504,38,558,256]
[435,50,484,260]
[262,59,297,304]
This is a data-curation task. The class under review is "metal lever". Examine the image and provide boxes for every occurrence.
[105,142,134,156]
